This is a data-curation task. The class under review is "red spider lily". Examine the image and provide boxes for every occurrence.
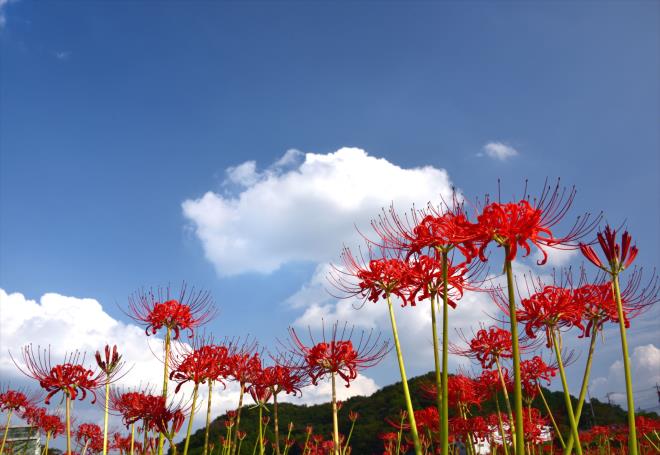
[348,410,359,422]
[112,432,142,454]
[473,181,599,265]
[405,254,485,307]
[520,356,557,399]
[475,368,509,401]
[576,271,658,336]
[95,345,127,380]
[285,322,389,387]
[260,364,305,397]
[169,336,229,392]
[109,387,161,428]
[580,225,639,274]
[38,412,65,437]
[12,345,104,405]
[450,326,514,369]
[246,356,273,405]
[75,423,104,453]
[126,283,215,340]
[414,406,439,434]
[369,196,478,261]
[517,285,585,346]
[521,408,550,444]
[331,247,411,304]
[0,389,33,413]
[420,375,485,409]
[149,400,186,440]
[225,350,262,386]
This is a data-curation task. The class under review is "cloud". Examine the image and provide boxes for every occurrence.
[480,142,519,161]
[182,147,454,276]
[54,51,71,61]
[589,343,660,411]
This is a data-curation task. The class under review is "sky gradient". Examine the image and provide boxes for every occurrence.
[1,0,659,420]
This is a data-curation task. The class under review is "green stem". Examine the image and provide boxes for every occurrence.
[283,422,293,455]
[386,294,422,455]
[537,384,565,449]
[204,381,213,455]
[503,251,525,455]
[81,441,90,455]
[158,327,172,455]
[331,372,340,455]
[258,406,264,455]
[551,330,582,455]
[130,423,135,455]
[1,410,13,455]
[494,396,510,455]
[231,383,245,455]
[612,273,638,455]
[342,419,356,455]
[495,356,516,448]
[183,383,200,455]
[41,431,51,455]
[429,293,443,438]
[66,395,72,455]
[142,424,149,455]
[273,393,281,455]
[564,328,598,454]
[440,251,450,455]
[103,381,111,455]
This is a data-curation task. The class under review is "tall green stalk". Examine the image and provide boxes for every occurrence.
[612,274,638,455]
[183,383,200,455]
[231,384,245,455]
[564,328,598,454]
[385,294,422,455]
[102,381,111,455]
[257,407,264,455]
[331,372,340,455]
[429,294,442,435]
[41,431,51,455]
[551,330,582,455]
[158,327,172,455]
[440,251,450,455]
[537,385,565,449]
[494,396,510,455]
[503,249,525,455]
[204,381,214,455]
[495,357,516,448]
[66,395,72,455]
[130,423,135,455]
[0,409,13,455]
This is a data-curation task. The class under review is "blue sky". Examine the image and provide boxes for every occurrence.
[1,0,659,416]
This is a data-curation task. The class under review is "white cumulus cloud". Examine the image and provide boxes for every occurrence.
[481,142,519,161]
[182,147,454,276]
[590,343,660,411]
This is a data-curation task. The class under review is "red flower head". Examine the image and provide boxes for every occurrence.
[452,324,539,369]
[517,285,585,346]
[245,356,273,406]
[0,388,35,413]
[12,345,104,405]
[225,341,261,386]
[126,283,215,340]
[405,254,485,307]
[37,413,65,437]
[521,408,549,444]
[148,400,186,440]
[370,195,478,261]
[109,386,160,428]
[95,345,127,381]
[75,423,103,453]
[169,334,230,392]
[331,246,411,304]
[475,369,507,402]
[473,181,599,265]
[284,321,389,387]
[576,271,657,336]
[580,225,639,274]
[520,356,557,399]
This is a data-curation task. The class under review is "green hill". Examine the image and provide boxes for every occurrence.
[178,371,656,454]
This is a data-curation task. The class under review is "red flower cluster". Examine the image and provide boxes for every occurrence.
[76,423,104,453]
[127,284,215,340]
[0,389,31,412]
[14,346,103,404]
[466,326,513,369]
[520,356,556,399]
[287,323,388,387]
[170,343,229,392]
